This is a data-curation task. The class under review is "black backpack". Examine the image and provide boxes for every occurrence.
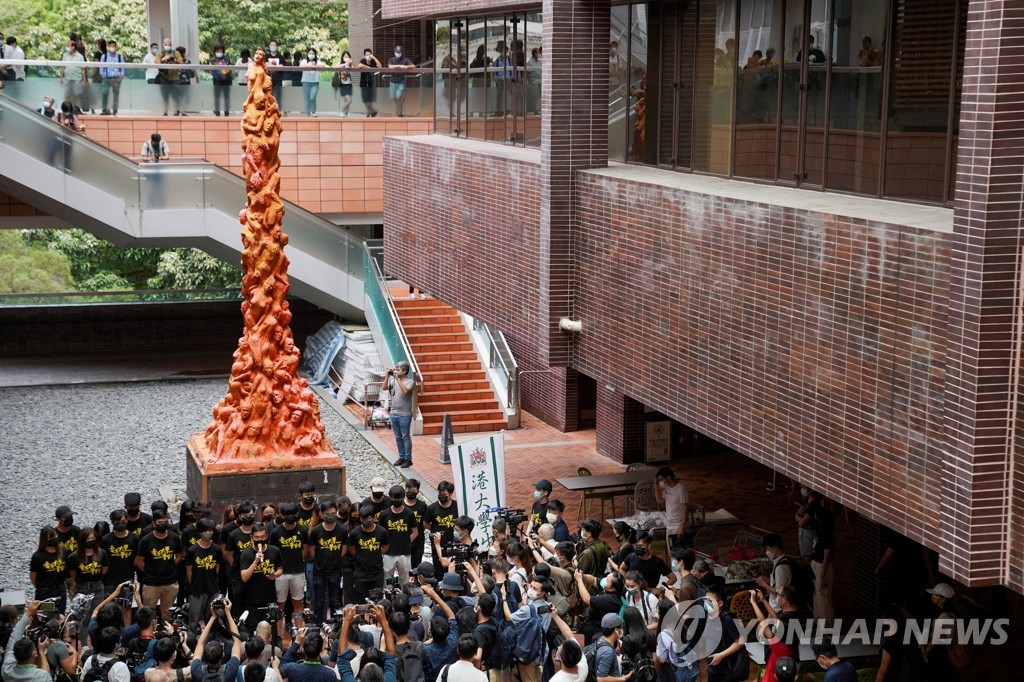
[583,639,614,682]
[455,603,477,636]
[396,641,426,682]
[201,664,225,682]
[631,652,656,682]
[83,657,119,682]
[776,556,815,610]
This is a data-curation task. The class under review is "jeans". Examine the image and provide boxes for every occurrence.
[213,82,231,114]
[101,77,122,112]
[389,81,407,115]
[312,572,341,623]
[303,82,319,114]
[668,663,699,682]
[304,560,315,603]
[391,413,413,462]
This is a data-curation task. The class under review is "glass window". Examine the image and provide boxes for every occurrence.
[610,5,632,162]
[734,0,782,180]
[693,0,737,174]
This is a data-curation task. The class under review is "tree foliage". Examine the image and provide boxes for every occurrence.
[0,231,74,294]
[6,0,149,62]
[147,249,241,290]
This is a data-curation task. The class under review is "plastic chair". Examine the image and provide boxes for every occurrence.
[576,467,621,520]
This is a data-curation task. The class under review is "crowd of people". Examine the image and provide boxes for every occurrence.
[0,461,963,682]
[0,30,422,119]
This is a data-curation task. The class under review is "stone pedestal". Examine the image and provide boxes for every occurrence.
[186,435,344,514]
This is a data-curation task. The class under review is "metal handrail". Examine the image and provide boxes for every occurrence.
[362,241,422,419]
[0,58,435,77]
[472,318,520,415]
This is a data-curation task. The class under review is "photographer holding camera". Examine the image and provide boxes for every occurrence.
[382,361,417,468]
[433,516,476,575]
[2,600,52,682]
[192,598,243,682]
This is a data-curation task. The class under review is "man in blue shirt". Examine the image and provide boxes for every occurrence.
[190,598,243,682]
[99,39,125,114]
[594,613,632,682]
[812,642,857,682]
[420,583,459,682]
[545,500,571,542]
[280,627,337,682]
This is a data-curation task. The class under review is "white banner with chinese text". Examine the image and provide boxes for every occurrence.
[450,432,507,547]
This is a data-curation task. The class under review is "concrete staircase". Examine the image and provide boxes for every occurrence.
[394,298,507,436]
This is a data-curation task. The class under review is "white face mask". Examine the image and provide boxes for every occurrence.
[534,490,542,500]
[151,47,158,54]
[108,47,116,54]
[308,53,315,60]
[395,51,402,58]
[215,52,224,58]
[269,46,278,53]
[765,550,776,560]
[43,100,52,109]
[546,512,559,524]
[344,56,351,63]
[163,45,173,52]
[526,588,539,601]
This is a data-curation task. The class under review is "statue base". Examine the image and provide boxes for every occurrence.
[186,434,345,514]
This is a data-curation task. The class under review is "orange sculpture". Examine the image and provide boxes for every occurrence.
[194,48,334,468]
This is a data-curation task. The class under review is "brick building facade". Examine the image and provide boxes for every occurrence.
[377,0,1024,592]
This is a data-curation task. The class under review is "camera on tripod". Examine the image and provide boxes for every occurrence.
[494,507,529,526]
[258,603,284,623]
[166,604,191,631]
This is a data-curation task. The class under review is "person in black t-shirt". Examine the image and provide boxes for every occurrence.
[30,525,69,611]
[124,492,152,537]
[225,502,256,617]
[240,524,284,630]
[424,481,458,575]
[102,509,139,593]
[358,48,382,116]
[297,482,319,599]
[308,500,347,622]
[361,478,389,520]
[53,505,81,555]
[186,518,222,628]
[404,479,429,568]
[135,509,184,618]
[618,531,676,593]
[576,569,623,645]
[527,479,552,533]
[380,485,418,585]
[348,505,389,605]
[271,502,309,626]
[705,584,745,681]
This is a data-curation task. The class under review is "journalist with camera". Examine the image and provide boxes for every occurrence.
[2,600,53,682]
[433,516,478,576]
[382,361,417,468]
[192,598,244,682]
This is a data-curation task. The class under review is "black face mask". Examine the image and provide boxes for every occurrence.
[391,498,403,508]
[301,495,316,504]
[239,516,255,526]
[84,540,98,549]
[338,513,351,523]
[126,508,140,518]
[46,538,59,548]
[636,547,648,556]
[323,515,338,523]
[200,532,215,541]
[438,494,450,503]
[113,523,128,532]
[361,519,373,529]
[262,514,275,523]
[372,492,384,500]
[283,515,298,524]
[406,493,418,501]
[59,516,73,526]
[154,523,169,533]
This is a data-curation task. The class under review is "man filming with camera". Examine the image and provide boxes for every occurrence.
[433,516,477,575]
[192,598,243,682]
[2,600,53,682]
[240,525,284,632]
[382,361,417,469]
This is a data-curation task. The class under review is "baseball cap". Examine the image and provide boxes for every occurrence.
[927,583,955,599]
[370,477,387,494]
[55,505,74,518]
[601,613,623,629]
[410,561,435,578]
[535,479,553,492]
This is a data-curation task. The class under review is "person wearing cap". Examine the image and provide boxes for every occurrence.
[528,480,553,532]
[380,485,418,585]
[594,613,632,682]
[362,477,390,521]
[135,508,184,618]
[386,45,415,116]
[347,505,390,604]
[924,582,956,682]
[810,641,856,682]
[773,657,797,682]
[404,582,434,642]
[124,492,152,536]
[653,466,691,550]
[53,506,81,555]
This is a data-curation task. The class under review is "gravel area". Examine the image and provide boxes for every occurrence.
[0,378,395,598]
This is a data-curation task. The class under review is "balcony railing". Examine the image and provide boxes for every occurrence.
[0,59,435,118]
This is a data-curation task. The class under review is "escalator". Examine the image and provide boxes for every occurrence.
[0,93,365,319]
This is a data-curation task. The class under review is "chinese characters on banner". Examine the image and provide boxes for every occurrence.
[450,433,506,547]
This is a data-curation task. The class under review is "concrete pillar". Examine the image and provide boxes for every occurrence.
[146,0,198,64]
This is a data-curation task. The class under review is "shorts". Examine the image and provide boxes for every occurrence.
[339,84,352,96]
[276,572,305,602]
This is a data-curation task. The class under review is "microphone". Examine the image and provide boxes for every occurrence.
[239,610,249,623]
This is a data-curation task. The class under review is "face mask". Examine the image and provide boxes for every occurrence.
[671,561,679,573]
[391,498,403,508]
[765,550,775,560]
[240,516,255,526]
[372,492,384,500]
[488,546,498,557]
[85,539,98,549]
[60,516,73,526]
[155,523,169,533]
[270,46,278,53]
[302,495,316,504]
[200,531,215,541]
[800,487,808,498]
[151,48,158,54]
[361,519,373,529]
[338,513,351,523]
[323,514,338,523]
[126,508,140,517]
[108,48,116,54]
[395,51,402,58]
[113,523,127,532]
[580,530,588,541]
[215,52,224,58]
[599,577,607,590]
[163,46,172,52]
[344,56,352,64]
[658,481,667,489]
[47,538,59,548]
[438,494,450,503]
[283,515,298,524]
[636,547,648,556]
[308,54,316,60]
[626,587,638,595]
[534,490,542,500]
[527,588,540,601]
[406,492,417,501]
[262,514,275,523]
[43,100,53,109]
[546,513,559,524]
[817,658,827,671]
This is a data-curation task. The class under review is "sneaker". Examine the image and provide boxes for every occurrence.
[101,109,111,115]
[394,458,408,467]
[398,460,413,468]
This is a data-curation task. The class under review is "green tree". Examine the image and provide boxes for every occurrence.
[0,231,74,294]
[147,249,241,290]
[12,0,148,62]
[28,229,159,290]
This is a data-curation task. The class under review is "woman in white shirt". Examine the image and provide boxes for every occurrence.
[623,571,661,630]
[300,48,321,116]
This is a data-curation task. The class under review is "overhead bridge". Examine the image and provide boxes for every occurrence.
[0,93,365,319]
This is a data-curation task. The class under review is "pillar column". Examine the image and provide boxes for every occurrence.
[596,385,645,463]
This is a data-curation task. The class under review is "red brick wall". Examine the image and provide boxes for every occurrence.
[572,170,951,554]
[382,0,540,20]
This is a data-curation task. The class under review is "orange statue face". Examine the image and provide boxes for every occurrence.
[271,390,284,405]
[290,409,304,424]
[254,48,266,64]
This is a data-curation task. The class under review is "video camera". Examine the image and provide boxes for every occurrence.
[115,584,135,608]
[165,603,191,632]
[210,595,227,619]
[493,507,529,526]
[258,603,284,624]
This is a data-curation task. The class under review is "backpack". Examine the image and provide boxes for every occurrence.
[455,603,477,637]
[509,604,549,665]
[583,639,614,682]
[83,657,119,682]
[630,652,656,682]
[125,637,155,682]
[717,613,750,682]
[775,556,814,610]
[395,641,425,682]
[492,619,517,670]
[201,664,225,682]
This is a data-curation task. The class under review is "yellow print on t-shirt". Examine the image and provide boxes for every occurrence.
[254,559,277,576]
[236,538,254,552]
[358,537,382,552]
[318,536,343,552]
[109,543,134,559]
[43,557,66,574]
[62,537,79,553]
[79,560,102,577]
[194,554,218,571]
[435,514,455,529]
[150,545,175,561]
[387,518,409,534]
[298,517,311,527]
[278,534,303,550]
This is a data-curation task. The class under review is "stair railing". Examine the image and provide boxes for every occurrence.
[472,318,520,424]
[362,241,423,429]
